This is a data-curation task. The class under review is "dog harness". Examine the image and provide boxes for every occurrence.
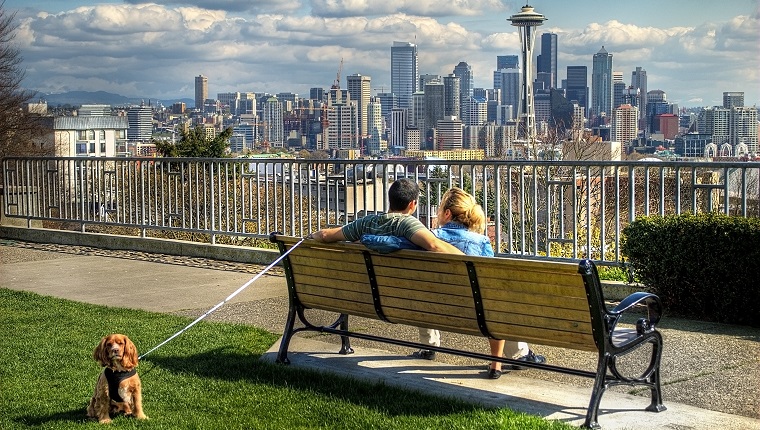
[104,368,136,402]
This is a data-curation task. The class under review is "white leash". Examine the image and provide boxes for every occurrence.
[138,237,306,360]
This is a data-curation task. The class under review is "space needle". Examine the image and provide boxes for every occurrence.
[508,5,547,145]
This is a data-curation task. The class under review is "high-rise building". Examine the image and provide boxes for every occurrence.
[631,67,647,125]
[436,116,464,150]
[309,87,325,101]
[453,61,473,103]
[366,97,383,155]
[495,68,522,121]
[723,92,744,109]
[262,96,284,148]
[127,103,152,141]
[346,74,371,140]
[390,41,418,111]
[376,92,397,119]
[443,74,461,119]
[194,75,208,111]
[565,66,588,117]
[424,81,445,144]
[389,107,408,149]
[461,96,488,126]
[591,46,613,119]
[496,55,519,70]
[536,32,557,89]
[508,5,547,140]
[612,104,638,145]
[327,96,358,150]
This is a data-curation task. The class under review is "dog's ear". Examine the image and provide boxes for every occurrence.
[122,336,139,369]
[93,336,109,366]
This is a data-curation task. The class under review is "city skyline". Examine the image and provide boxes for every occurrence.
[5,0,759,107]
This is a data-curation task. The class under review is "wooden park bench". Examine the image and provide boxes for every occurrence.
[269,234,666,429]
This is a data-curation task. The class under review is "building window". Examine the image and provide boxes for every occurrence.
[77,130,88,140]
[100,141,106,153]
[89,142,96,153]
[76,142,87,154]
[99,130,106,140]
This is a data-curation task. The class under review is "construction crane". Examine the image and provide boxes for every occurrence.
[332,57,343,90]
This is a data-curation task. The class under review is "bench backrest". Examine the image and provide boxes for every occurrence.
[275,236,599,352]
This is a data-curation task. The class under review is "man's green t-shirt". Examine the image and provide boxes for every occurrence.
[341,213,426,242]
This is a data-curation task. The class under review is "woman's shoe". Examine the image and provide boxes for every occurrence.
[487,368,503,379]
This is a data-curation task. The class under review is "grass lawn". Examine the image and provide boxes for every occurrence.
[0,288,575,429]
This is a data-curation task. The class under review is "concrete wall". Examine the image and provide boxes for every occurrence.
[0,226,278,266]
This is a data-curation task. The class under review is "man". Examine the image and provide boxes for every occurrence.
[309,178,463,255]
[309,178,463,361]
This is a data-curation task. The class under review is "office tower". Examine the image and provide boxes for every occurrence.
[613,80,626,110]
[461,96,488,126]
[194,75,208,111]
[310,87,325,101]
[723,92,744,108]
[443,74,461,118]
[612,104,638,145]
[646,90,669,134]
[424,81,445,141]
[508,5,547,140]
[436,116,464,150]
[419,74,440,89]
[537,32,557,89]
[495,68,521,121]
[390,41,418,111]
[390,107,408,149]
[127,103,152,141]
[730,107,758,153]
[631,67,647,124]
[453,61,473,102]
[327,98,358,150]
[496,55,519,70]
[565,66,588,117]
[411,91,425,129]
[366,97,383,155]
[376,92,397,118]
[591,46,613,119]
[262,96,284,148]
[346,74,371,140]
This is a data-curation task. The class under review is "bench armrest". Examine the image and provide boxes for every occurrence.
[606,292,663,335]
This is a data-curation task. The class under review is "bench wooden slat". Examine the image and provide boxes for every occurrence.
[296,282,373,304]
[380,296,476,321]
[296,294,379,320]
[487,321,598,351]
[380,309,484,336]
[481,289,590,312]
[292,264,370,286]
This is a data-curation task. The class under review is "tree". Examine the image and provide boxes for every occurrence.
[0,1,50,161]
[154,125,233,158]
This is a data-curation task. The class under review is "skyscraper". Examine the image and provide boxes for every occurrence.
[612,104,638,145]
[508,5,547,140]
[565,66,588,117]
[723,92,745,108]
[495,68,522,121]
[366,97,383,155]
[496,55,519,70]
[591,46,613,119]
[536,32,557,89]
[194,75,207,111]
[453,61,473,104]
[390,41,418,111]
[631,67,648,124]
[443,74,461,118]
[346,74,371,140]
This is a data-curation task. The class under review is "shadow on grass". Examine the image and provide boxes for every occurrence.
[14,408,89,426]
[145,346,489,417]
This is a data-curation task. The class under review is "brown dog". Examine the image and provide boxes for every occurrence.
[87,334,148,424]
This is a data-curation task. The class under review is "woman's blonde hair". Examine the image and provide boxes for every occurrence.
[438,187,486,233]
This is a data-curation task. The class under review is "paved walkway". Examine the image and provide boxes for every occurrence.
[1,239,758,429]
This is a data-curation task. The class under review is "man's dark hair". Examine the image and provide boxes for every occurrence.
[388,178,419,211]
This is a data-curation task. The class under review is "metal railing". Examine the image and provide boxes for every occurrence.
[3,156,759,265]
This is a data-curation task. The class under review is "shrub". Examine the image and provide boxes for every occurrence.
[621,213,760,327]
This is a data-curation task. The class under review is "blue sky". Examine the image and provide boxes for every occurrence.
[5,0,759,107]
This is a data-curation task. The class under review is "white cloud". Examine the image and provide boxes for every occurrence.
[310,0,507,18]
[12,2,759,106]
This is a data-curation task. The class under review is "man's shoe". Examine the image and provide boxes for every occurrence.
[410,349,436,360]
[508,350,546,370]
[487,368,503,379]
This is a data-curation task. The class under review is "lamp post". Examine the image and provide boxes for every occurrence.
[508,5,547,144]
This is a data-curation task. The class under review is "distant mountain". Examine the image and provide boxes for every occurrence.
[31,90,194,108]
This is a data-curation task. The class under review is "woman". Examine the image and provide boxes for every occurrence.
[432,187,545,379]
[361,187,544,378]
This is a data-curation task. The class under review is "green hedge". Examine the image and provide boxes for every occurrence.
[621,213,760,327]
